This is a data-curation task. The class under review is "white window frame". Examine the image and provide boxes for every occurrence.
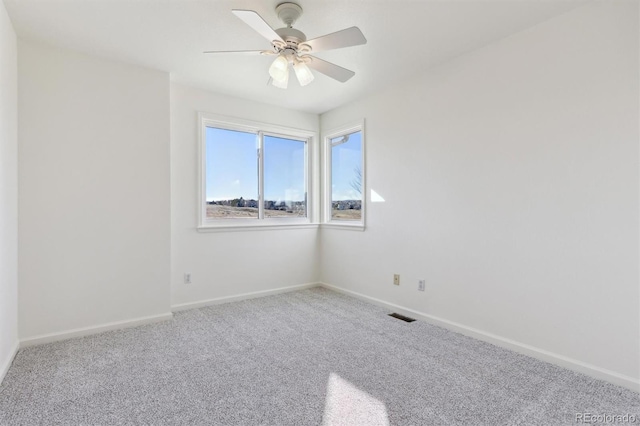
[198,112,318,232]
[322,120,366,231]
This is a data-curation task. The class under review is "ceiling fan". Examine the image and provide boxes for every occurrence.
[204,2,367,89]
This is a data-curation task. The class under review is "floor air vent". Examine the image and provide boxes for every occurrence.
[388,313,416,323]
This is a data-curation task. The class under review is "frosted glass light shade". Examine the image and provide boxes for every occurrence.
[293,61,314,86]
[271,67,289,89]
[269,55,289,81]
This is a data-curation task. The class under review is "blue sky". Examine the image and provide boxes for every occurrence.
[206,128,304,202]
[332,131,362,201]
[205,127,361,202]
[264,134,305,202]
[206,128,257,201]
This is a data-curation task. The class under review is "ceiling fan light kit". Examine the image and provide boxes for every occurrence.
[269,54,289,82]
[205,2,367,89]
[293,59,314,86]
[271,68,289,89]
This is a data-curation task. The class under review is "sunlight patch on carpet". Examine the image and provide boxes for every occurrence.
[322,373,390,426]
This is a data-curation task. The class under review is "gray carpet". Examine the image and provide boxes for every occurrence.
[0,287,638,425]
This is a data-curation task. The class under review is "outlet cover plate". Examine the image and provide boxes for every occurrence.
[418,280,425,291]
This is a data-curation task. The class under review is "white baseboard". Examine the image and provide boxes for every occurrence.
[0,341,19,386]
[320,282,640,393]
[171,282,321,312]
[19,312,174,348]
[18,283,322,348]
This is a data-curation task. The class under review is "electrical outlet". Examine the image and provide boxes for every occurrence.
[393,274,400,286]
[418,280,426,291]
[184,273,192,284]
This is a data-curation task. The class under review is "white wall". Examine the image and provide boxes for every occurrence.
[0,0,18,381]
[18,41,172,339]
[170,83,319,307]
[321,1,639,387]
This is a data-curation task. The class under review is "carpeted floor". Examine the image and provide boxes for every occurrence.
[0,287,638,425]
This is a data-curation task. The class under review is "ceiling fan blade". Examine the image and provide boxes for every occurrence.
[203,50,268,55]
[302,27,366,53]
[232,10,284,44]
[306,56,355,83]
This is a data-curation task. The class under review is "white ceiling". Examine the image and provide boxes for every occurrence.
[5,0,588,114]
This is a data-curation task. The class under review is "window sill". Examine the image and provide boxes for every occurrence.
[197,222,319,233]
[320,222,365,231]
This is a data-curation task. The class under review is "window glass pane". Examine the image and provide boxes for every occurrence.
[205,127,258,219]
[263,135,306,218]
[331,131,362,221]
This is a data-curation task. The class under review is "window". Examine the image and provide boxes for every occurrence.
[263,135,306,218]
[199,113,316,230]
[205,127,259,219]
[324,122,365,228]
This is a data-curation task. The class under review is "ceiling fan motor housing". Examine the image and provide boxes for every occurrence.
[274,3,307,53]
[276,27,306,48]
